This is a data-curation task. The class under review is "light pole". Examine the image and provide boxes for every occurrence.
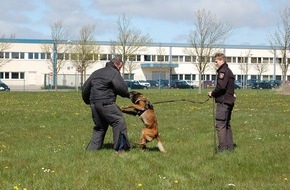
[53,42,57,90]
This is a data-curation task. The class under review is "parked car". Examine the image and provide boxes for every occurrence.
[202,80,215,87]
[185,80,197,88]
[146,80,159,87]
[170,80,194,89]
[251,82,273,89]
[125,80,148,89]
[158,79,169,88]
[0,82,10,91]
[137,80,151,88]
[234,83,241,89]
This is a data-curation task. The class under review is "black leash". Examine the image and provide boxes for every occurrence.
[153,98,209,105]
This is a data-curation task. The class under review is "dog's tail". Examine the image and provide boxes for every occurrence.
[156,136,166,153]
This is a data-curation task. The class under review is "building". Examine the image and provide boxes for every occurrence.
[0,38,288,90]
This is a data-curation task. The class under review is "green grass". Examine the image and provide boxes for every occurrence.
[0,89,289,190]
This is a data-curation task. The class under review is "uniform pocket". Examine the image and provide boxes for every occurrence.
[215,104,228,121]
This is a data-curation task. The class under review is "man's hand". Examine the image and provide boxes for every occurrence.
[208,91,212,98]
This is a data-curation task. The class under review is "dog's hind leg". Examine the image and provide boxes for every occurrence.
[156,135,166,153]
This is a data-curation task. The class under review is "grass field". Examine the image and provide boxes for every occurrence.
[0,89,289,190]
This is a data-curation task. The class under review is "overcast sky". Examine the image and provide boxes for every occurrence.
[1,0,289,46]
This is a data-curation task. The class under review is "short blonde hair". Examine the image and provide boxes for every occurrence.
[214,52,226,61]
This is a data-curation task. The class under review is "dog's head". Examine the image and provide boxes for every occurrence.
[129,91,145,104]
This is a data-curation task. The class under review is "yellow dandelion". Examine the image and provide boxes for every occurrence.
[4,166,9,169]
[284,177,288,181]
[13,185,19,190]
[138,183,142,187]
[175,180,179,184]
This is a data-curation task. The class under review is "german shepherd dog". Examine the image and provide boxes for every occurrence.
[121,91,166,153]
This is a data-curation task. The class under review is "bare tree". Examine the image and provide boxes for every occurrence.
[71,24,101,87]
[186,9,232,94]
[238,50,252,88]
[269,7,290,92]
[41,20,70,90]
[253,62,268,80]
[156,45,166,89]
[0,34,15,68]
[124,60,138,80]
[114,14,152,77]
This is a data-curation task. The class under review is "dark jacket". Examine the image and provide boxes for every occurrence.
[82,61,129,104]
[211,63,235,105]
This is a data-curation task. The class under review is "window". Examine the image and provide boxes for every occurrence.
[92,53,97,61]
[262,57,268,64]
[20,52,25,59]
[0,72,10,79]
[47,53,51,60]
[136,55,141,61]
[164,55,169,62]
[41,53,46,59]
[57,53,63,60]
[100,54,108,61]
[184,74,191,80]
[20,72,25,79]
[0,52,3,58]
[185,56,191,62]
[179,74,183,80]
[11,72,19,79]
[232,57,236,63]
[191,74,196,80]
[5,52,9,59]
[28,53,33,59]
[172,55,178,62]
[226,57,231,63]
[34,53,39,59]
[171,74,178,80]
[12,52,19,59]
[157,55,164,62]
[144,55,151,61]
[251,57,257,63]
[129,55,136,61]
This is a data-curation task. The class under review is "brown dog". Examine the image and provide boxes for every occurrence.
[121,91,166,153]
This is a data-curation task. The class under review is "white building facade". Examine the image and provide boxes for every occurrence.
[0,39,289,90]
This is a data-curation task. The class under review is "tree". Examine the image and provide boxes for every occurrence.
[114,14,152,77]
[186,9,232,94]
[269,7,290,92]
[0,34,15,68]
[156,45,166,89]
[41,20,70,90]
[253,62,268,81]
[238,50,252,88]
[70,24,101,87]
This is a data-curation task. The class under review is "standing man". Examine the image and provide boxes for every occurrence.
[208,52,236,152]
[82,56,131,154]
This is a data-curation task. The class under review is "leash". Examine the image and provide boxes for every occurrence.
[153,98,209,105]
[212,98,217,156]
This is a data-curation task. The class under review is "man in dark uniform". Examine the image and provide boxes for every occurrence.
[208,52,236,152]
[82,56,131,154]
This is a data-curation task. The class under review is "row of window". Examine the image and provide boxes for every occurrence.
[0,72,25,79]
[1,51,286,64]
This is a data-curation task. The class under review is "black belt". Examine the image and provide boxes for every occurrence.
[102,101,115,106]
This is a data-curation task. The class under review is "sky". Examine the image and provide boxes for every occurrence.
[1,0,290,46]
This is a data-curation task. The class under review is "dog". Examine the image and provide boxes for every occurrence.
[121,91,166,153]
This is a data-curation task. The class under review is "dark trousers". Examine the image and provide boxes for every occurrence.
[215,103,234,152]
[86,102,131,151]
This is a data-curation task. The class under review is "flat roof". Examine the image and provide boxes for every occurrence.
[141,63,179,68]
[0,38,277,50]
